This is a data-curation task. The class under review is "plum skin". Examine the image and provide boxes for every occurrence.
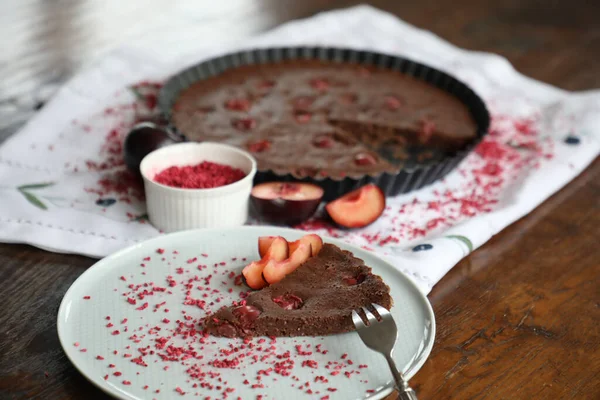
[250,182,324,226]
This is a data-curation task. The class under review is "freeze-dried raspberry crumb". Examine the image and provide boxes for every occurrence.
[155,162,246,189]
[302,360,318,368]
[295,345,312,356]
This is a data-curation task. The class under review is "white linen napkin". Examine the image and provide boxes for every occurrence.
[0,5,598,294]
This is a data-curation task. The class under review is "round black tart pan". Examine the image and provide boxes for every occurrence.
[157,47,490,201]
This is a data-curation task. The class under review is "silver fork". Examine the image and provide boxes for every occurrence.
[352,304,418,400]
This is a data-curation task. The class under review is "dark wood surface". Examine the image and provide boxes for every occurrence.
[1,1,598,399]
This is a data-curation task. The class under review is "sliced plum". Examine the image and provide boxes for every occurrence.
[258,236,276,258]
[262,243,312,285]
[241,261,269,290]
[288,234,323,256]
[242,236,288,289]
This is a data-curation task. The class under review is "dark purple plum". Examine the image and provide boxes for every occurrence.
[250,182,324,226]
[123,122,181,175]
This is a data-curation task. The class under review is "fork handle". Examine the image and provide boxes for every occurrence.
[396,386,418,400]
[385,355,418,400]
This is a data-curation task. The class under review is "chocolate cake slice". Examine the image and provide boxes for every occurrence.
[203,243,393,338]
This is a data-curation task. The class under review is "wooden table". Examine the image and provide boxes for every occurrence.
[1,1,598,399]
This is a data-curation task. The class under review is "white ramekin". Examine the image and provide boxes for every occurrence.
[140,142,257,232]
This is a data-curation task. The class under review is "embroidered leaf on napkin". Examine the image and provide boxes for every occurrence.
[17,182,55,210]
[17,182,55,191]
[20,191,47,210]
[130,213,149,222]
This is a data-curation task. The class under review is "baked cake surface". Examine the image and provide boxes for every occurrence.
[172,60,477,179]
[203,243,393,338]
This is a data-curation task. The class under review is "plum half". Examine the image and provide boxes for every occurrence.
[123,122,180,175]
[250,182,324,226]
[325,184,386,228]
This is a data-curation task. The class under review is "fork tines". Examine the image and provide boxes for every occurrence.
[352,303,387,327]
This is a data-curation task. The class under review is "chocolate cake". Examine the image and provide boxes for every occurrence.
[172,60,478,179]
[203,243,393,338]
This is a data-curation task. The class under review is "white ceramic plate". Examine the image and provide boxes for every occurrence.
[58,227,435,400]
